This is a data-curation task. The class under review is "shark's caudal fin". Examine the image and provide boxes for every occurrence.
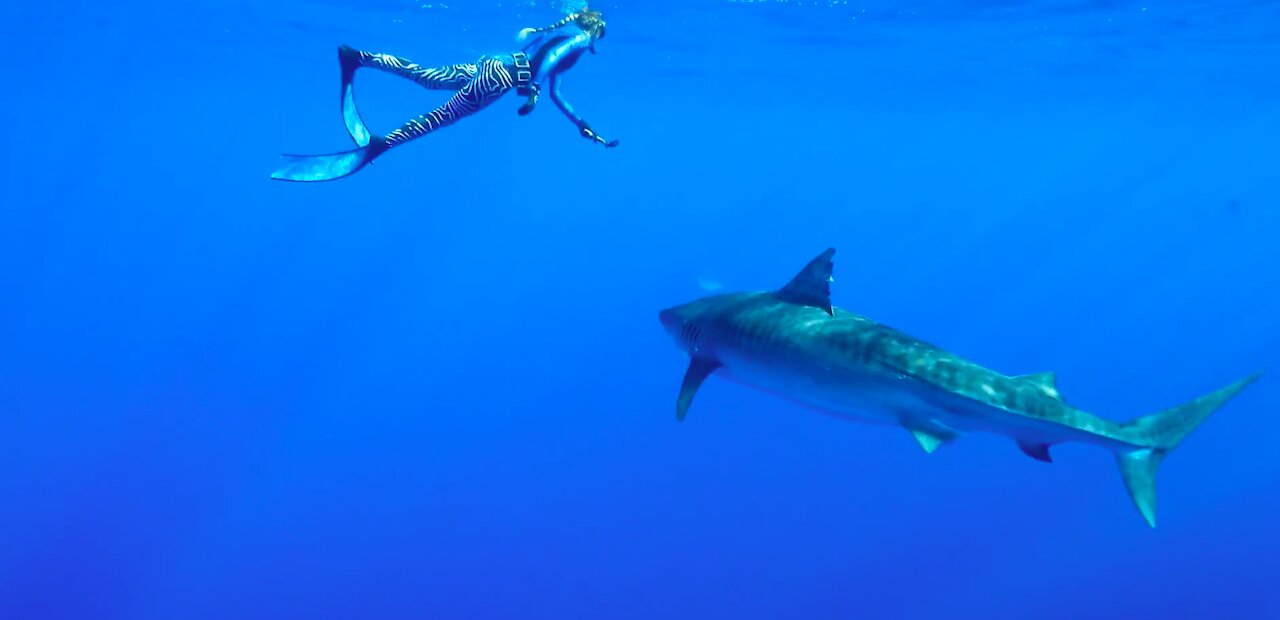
[1115,373,1260,527]
[270,142,388,183]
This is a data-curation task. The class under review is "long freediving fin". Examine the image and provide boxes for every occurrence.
[338,45,372,147]
[270,142,388,183]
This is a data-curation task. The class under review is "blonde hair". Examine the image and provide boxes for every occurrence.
[574,9,606,37]
[519,7,606,39]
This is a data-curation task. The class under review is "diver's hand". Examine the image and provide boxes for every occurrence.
[517,86,539,116]
[579,125,617,148]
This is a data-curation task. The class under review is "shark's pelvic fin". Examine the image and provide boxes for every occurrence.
[677,357,721,422]
[1017,440,1053,463]
[776,248,835,315]
[1115,373,1260,527]
[909,428,952,454]
[1016,372,1062,400]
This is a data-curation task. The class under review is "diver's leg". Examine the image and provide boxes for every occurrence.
[337,46,479,146]
[272,59,512,183]
[339,45,477,89]
[383,58,514,148]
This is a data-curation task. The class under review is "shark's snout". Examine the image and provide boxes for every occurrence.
[658,307,679,331]
[658,307,685,347]
[658,305,696,351]
[660,296,736,353]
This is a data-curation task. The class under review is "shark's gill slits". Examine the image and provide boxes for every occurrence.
[680,321,703,350]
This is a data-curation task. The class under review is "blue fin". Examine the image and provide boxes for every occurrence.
[338,45,372,147]
[270,142,386,183]
[343,83,372,147]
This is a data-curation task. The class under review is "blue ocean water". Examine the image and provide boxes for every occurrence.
[2,0,1278,618]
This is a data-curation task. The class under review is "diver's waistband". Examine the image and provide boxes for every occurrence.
[512,51,534,95]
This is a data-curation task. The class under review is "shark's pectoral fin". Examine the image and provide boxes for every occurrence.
[776,248,835,315]
[677,357,722,422]
[1017,440,1054,463]
[909,428,953,454]
[1016,372,1063,400]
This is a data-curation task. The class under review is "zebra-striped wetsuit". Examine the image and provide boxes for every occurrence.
[344,48,518,148]
[271,35,609,183]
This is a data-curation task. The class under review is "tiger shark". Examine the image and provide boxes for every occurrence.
[658,248,1259,527]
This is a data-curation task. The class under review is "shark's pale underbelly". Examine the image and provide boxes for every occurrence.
[715,351,937,425]
[718,357,896,422]
[714,350,1101,445]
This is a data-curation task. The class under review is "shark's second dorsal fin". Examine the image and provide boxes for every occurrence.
[777,247,835,315]
[1017,372,1062,400]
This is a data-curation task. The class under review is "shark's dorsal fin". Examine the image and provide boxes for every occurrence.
[1017,440,1054,463]
[677,357,721,422]
[1017,372,1062,400]
[777,248,835,315]
[909,428,952,454]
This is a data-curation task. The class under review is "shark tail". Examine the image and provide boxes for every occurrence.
[1114,373,1260,527]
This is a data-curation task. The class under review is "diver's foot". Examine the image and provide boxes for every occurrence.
[338,45,361,78]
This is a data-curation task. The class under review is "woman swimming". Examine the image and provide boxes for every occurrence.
[271,9,617,183]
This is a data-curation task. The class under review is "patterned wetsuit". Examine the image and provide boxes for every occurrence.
[268,31,608,184]
[345,49,519,148]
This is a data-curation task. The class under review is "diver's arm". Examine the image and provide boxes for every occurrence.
[548,75,585,127]
[549,74,617,148]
